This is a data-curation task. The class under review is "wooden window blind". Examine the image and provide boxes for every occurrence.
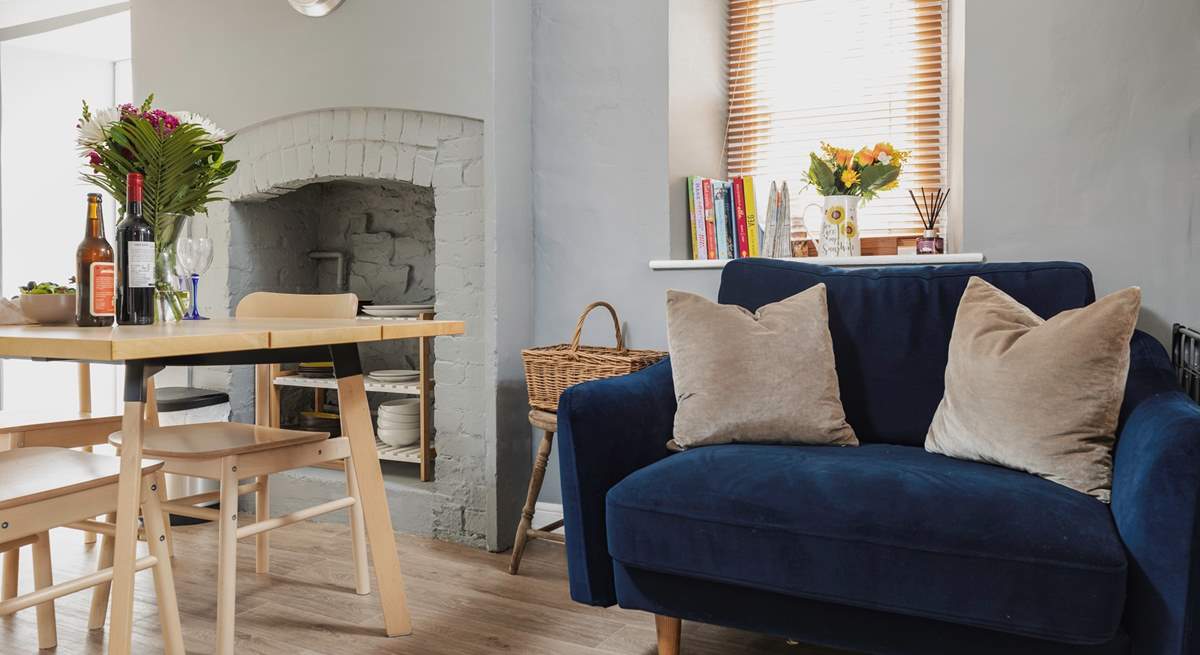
[727,0,948,237]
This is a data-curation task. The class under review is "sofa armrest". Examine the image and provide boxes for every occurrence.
[557,358,676,606]
[1112,330,1200,655]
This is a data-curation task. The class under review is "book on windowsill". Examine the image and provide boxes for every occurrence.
[686,175,768,260]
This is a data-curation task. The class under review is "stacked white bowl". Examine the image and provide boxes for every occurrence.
[376,398,420,446]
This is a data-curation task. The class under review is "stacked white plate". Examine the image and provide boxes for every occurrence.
[368,369,418,384]
[361,304,435,318]
[376,398,420,446]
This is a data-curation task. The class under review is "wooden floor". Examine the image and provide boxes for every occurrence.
[0,519,846,654]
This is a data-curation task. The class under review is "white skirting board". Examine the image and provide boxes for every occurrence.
[532,502,564,532]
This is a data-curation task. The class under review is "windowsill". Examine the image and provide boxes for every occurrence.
[648,253,985,270]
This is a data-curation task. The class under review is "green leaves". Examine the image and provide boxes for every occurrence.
[858,164,899,197]
[81,107,238,248]
[808,153,836,196]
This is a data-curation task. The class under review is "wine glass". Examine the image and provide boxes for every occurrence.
[176,228,214,320]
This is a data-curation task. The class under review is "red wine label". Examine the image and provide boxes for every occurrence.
[90,262,115,317]
[126,241,155,288]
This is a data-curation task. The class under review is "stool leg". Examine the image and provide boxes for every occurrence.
[255,474,269,574]
[155,470,175,558]
[83,446,97,545]
[216,457,239,655]
[1,547,17,601]
[508,429,555,575]
[87,512,116,630]
[142,475,185,655]
[345,457,370,595]
[32,532,56,650]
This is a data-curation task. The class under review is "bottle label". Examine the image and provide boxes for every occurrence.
[90,262,115,317]
[126,241,155,288]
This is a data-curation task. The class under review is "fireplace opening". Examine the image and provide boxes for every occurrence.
[225,178,435,432]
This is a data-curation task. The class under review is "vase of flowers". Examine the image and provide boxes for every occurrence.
[804,142,908,257]
[77,95,237,321]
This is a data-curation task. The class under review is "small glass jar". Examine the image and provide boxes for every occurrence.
[916,229,944,255]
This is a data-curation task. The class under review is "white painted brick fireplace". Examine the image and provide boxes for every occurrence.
[192,107,493,545]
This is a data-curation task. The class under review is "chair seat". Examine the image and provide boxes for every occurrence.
[606,443,1127,645]
[109,422,329,459]
[0,447,162,510]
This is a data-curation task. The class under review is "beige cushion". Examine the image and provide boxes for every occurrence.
[925,277,1141,501]
[666,285,858,449]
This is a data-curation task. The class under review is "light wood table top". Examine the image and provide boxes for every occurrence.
[0,318,465,361]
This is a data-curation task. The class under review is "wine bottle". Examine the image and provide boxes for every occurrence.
[115,172,155,325]
[75,193,115,327]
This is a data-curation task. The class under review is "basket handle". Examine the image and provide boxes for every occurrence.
[568,301,626,353]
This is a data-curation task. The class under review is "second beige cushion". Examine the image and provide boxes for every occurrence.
[925,277,1141,501]
[666,285,858,449]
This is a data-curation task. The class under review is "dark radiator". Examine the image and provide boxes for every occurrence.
[1172,324,1200,403]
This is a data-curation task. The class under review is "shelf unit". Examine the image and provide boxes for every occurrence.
[255,311,437,481]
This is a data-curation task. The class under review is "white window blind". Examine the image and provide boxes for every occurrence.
[727,0,948,237]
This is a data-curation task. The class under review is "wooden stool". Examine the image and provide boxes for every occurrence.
[508,409,564,574]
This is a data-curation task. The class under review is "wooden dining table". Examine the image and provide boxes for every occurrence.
[0,317,464,654]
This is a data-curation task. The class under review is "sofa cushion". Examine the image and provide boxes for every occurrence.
[716,260,1097,445]
[606,443,1127,644]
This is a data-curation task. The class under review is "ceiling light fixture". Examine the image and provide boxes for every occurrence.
[288,0,345,18]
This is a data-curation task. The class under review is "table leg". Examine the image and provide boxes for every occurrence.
[331,343,412,637]
[107,362,147,655]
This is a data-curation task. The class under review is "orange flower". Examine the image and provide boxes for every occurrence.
[833,148,855,168]
[856,148,876,166]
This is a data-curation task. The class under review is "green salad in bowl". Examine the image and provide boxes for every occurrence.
[17,279,77,324]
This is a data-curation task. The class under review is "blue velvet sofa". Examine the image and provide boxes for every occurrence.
[557,259,1200,655]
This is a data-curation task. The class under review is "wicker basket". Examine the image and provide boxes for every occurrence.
[522,301,667,412]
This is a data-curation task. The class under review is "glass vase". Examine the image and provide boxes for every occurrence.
[154,242,187,322]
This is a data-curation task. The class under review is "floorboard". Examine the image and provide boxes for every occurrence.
[0,519,847,654]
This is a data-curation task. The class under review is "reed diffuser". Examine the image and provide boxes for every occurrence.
[910,187,947,255]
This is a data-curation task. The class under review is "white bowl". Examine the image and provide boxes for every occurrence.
[378,416,419,429]
[377,426,419,447]
[379,398,420,411]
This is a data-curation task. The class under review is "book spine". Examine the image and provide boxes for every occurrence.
[701,178,717,259]
[744,176,760,257]
[686,177,699,259]
[692,177,708,259]
[713,182,729,260]
[733,177,749,258]
[724,182,736,258]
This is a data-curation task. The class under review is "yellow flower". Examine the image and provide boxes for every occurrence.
[856,148,876,166]
[825,205,847,225]
[841,168,860,187]
[881,178,900,191]
[841,220,858,238]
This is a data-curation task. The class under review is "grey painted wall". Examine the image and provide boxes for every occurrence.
[531,0,1200,504]
[959,0,1200,342]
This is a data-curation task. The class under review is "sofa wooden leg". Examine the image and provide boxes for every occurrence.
[654,614,681,655]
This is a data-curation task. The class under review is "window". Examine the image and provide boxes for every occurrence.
[727,0,948,238]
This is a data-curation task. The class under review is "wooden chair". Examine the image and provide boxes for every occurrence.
[0,363,122,608]
[0,447,182,652]
[98,292,370,655]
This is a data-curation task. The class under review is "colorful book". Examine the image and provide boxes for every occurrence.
[724,181,737,258]
[744,176,760,256]
[732,177,750,258]
[687,177,703,259]
[701,178,717,259]
[713,182,730,260]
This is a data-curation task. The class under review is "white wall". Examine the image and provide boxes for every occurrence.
[959,0,1200,340]
[0,45,119,413]
[132,0,491,130]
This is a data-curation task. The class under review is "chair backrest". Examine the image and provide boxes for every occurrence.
[235,292,359,319]
[717,259,1097,446]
